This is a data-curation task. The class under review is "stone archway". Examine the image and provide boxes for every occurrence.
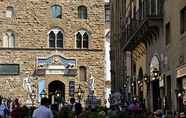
[48,80,65,104]
[150,55,161,111]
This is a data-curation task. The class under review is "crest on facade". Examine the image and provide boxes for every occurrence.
[36,54,77,75]
[52,56,61,65]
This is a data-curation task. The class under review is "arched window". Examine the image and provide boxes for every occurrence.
[83,32,89,48]
[49,31,55,47]
[6,6,14,17]
[78,6,87,19]
[48,28,63,48]
[76,32,82,48]
[3,31,15,48]
[75,29,89,49]
[79,66,87,81]
[51,5,62,18]
[57,31,63,48]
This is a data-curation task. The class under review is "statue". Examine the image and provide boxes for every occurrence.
[23,74,33,105]
[23,76,32,94]
[87,74,95,95]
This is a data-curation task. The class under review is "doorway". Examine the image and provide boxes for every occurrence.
[48,80,65,104]
[152,79,161,111]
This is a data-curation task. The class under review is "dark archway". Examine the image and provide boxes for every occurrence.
[138,68,143,80]
[48,80,65,104]
[138,68,144,100]
[152,79,160,111]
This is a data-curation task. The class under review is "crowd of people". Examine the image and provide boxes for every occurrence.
[0,95,168,118]
[0,97,20,118]
[0,96,86,118]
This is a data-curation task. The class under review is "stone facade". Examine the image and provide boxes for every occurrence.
[119,0,186,114]
[0,0,105,105]
[110,0,126,92]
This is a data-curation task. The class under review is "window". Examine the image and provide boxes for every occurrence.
[105,2,110,22]
[150,0,158,16]
[105,8,110,22]
[165,22,170,45]
[48,28,63,48]
[75,29,89,49]
[51,5,62,18]
[0,64,19,75]
[6,6,14,17]
[181,7,186,34]
[79,66,87,81]
[69,81,75,96]
[78,6,87,19]
[3,31,15,48]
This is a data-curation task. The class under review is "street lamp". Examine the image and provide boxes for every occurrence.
[153,68,160,78]
[30,92,36,107]
[40,89,47,98]
[137,80,141,85]
[76,85,84,102]
[131,82,134,87]
[123,83,127,88]
[175,89,185,113]
[144,74,149,83]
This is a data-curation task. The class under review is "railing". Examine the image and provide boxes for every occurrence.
[123,0,164,43]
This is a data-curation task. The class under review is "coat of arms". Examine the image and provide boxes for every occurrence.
[53,56,60,64]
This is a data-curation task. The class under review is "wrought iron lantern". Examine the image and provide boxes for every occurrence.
[123,83,127,88]
[137,80,141,85]
[144,74,150,83]
[40,89,47,98]
[131,82,134,87]
[76,85,84,102]
[153,68,160,78]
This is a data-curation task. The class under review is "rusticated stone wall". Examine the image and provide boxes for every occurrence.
[0,0,105,105]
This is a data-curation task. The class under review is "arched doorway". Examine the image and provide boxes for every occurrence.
[150,56,161,111]
[48,80,65,104]
[138,68,143,97]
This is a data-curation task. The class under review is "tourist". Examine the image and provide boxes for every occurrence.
[75,102,82,118]
[32,97,53,118]
[11,98,20,118]
[0,99,7,118]
[69,98,76,112]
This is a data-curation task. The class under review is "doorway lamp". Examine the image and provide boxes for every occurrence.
[40,89,47,98]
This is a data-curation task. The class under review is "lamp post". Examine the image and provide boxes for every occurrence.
[175,89,185,113]
[30,92,36,107]
[131,81,135,97]
[152,68,160,79]
[76,84,84,103]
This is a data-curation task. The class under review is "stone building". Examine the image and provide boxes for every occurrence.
[104,0,111,108]
[110,0,126,93]
[0,0,105,106]
[120,0,186,115]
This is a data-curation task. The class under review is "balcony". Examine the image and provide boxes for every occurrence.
[122,0,164,50]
